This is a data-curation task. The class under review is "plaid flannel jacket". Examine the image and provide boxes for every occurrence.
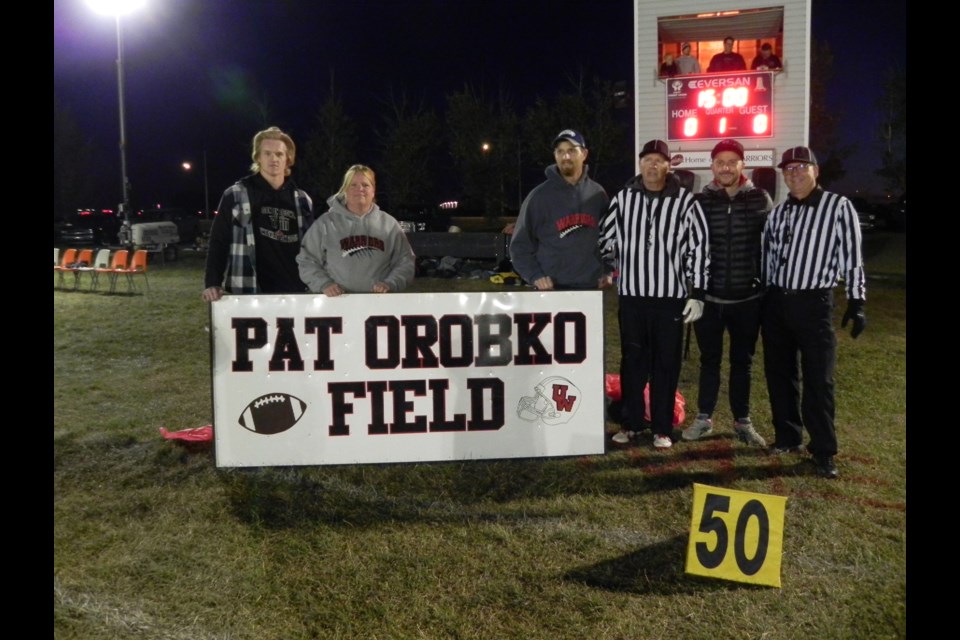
[221,180,314,294]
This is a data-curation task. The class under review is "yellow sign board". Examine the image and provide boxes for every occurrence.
[685,483,787,587]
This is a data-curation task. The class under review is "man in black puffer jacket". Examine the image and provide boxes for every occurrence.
[682,139,772,447]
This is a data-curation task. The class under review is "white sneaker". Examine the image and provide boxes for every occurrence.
[733,418,767,447]
[682,414,714,441]
[611,430,632,444]
[653,435,673,449]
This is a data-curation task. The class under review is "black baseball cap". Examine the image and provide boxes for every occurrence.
[778,146,819,168]
[639,139,670,161]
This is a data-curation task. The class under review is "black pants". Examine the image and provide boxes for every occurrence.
[618,296,685,437]
[694,298,762,420]
[761,288,837,457]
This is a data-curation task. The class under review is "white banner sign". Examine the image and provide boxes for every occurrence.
[211,291,606,467]
[670,149,776,169]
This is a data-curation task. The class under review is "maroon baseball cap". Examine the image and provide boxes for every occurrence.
[711,139,744,160]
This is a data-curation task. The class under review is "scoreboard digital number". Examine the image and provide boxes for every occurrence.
[666,71,773,141]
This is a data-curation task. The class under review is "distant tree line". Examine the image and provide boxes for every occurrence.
[808,41,906,195]
[295,71,633,218]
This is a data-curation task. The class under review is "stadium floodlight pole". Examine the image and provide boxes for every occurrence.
[87,0,146,247]
[182,153,211,219]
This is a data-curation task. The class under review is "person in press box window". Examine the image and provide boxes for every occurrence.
[707,36,747,73]
[751,43,782,71]
[676,43,701,75]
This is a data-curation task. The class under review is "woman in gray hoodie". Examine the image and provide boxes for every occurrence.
[298,165,416,296]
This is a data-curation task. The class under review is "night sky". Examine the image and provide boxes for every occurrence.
[54,0,905,211]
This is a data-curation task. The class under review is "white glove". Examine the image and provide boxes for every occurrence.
[682,299,704,323]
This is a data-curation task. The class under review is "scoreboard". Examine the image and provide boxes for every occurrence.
[666,71,774,141]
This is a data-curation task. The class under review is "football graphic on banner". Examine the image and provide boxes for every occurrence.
[238,393,307,434]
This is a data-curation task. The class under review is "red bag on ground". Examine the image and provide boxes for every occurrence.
[604,373,686,426]
[159,425,214,442]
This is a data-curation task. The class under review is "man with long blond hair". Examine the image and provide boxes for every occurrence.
[203,126,314,300]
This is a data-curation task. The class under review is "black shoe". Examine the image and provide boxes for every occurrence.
[813,455,839,479]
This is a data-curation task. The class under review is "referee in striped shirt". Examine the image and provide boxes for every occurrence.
[762,146,866,479]
[600,139,709,449]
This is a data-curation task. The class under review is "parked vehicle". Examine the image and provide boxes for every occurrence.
[132,221,180,249]
[392,203,452,233]
[878,193,906,232]
[134,207,200,244]
[848,195,906,233]
[58,222,97,246]
[56,208,122,245]
[848,197,877,233]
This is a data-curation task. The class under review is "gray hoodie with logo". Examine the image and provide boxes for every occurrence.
[509,164,609,289]
[297,195,416,293]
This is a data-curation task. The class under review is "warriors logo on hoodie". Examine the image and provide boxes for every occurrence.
[555,213,598,238]
[340,235,386,256]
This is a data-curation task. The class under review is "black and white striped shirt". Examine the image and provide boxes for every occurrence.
[599,175,709,299]
[763,188,866,301]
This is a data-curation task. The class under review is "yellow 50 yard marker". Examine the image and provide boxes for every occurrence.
[685,483,787,587]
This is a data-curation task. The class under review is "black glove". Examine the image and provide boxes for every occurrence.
[841,300,866,339]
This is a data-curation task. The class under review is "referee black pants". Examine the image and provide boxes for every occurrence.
[618,296,685,437]
[761,288,838,457]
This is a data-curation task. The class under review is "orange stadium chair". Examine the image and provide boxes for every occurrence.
[121,249,150,293]
[97,249,129,294]
[68,248,95,290]
[54,248,78,289]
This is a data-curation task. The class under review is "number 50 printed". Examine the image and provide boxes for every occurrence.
[685,483,788,587]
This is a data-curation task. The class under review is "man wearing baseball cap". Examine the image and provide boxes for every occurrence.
[677,43,701,75]
[761,146,866,478]
[600,139,709,449]
[509,129,610,290]
[682,139,772,448]
[751,43,782,71]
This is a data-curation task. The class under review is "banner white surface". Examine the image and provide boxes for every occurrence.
[211,291,606,467]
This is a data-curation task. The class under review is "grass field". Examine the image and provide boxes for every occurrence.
[54,233,906,639]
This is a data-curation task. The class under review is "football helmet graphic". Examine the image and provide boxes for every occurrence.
[517,376,582,425]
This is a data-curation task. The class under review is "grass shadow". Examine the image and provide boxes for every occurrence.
[563,533,765,595]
